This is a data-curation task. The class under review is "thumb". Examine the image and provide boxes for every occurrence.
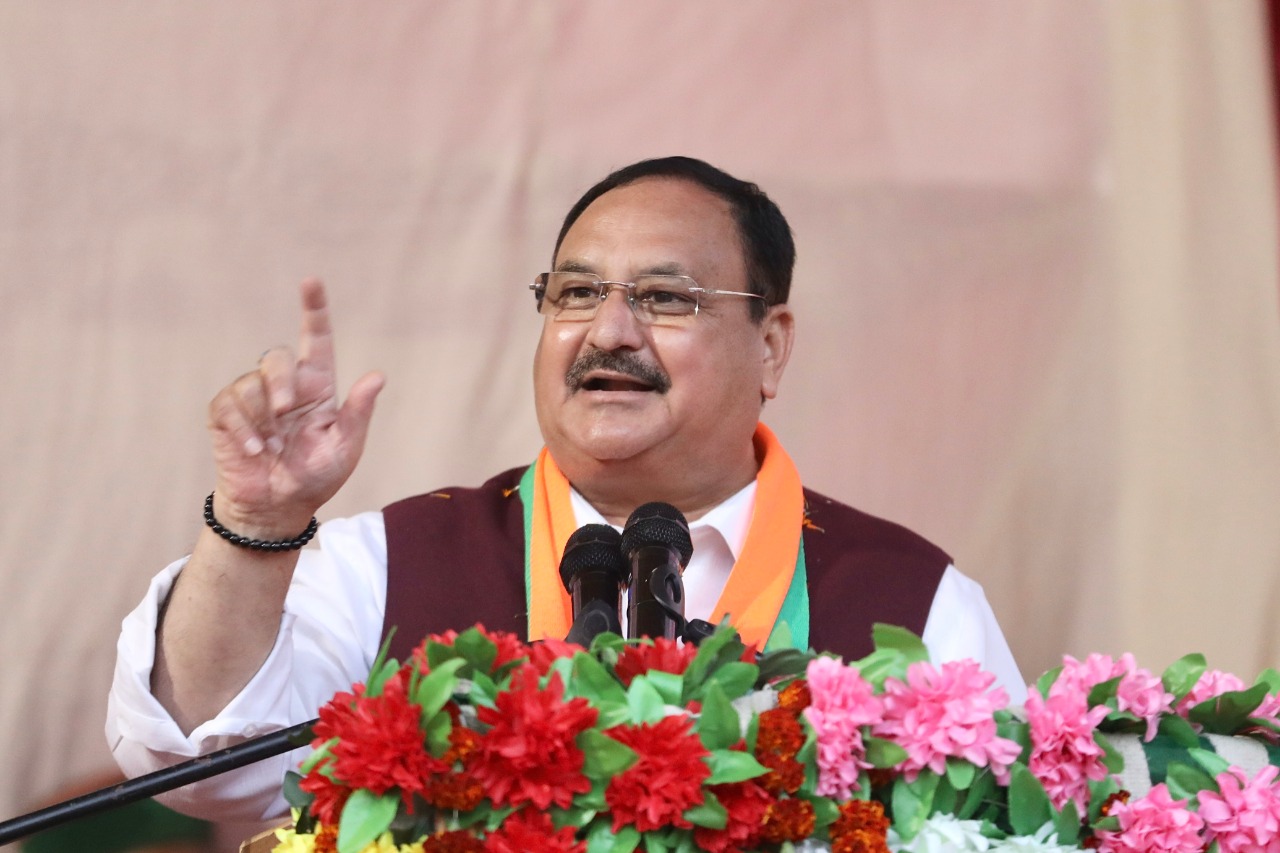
[335,370,385,454]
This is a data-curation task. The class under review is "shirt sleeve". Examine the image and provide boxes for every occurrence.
[921,564,1028,706]
[105,511,389,821]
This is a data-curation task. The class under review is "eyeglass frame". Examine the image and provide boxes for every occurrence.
[528,271,766,323]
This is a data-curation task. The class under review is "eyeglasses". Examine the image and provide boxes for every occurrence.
[529,271,764,324]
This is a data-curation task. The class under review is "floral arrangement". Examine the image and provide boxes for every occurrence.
[273,624,1280,853]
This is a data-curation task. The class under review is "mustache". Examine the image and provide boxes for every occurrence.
[565,349,672,394]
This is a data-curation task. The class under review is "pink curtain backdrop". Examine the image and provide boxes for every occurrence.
[2,3,1278,848]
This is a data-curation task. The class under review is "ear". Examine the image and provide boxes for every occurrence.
[759,304,795,401]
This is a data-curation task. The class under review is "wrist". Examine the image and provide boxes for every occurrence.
[205,492,318,550]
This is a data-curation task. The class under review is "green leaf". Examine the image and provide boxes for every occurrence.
[707,661,759,699]
[452,625,498,674]
[704,749,768,785]
[871,623,929,663]
[931,775,958,817]
[1007,763,1053,837]
[1086,675,1123,710]
[891,772,940,840]
[411,657,466,722]
[298,737,337,774]
[364,657,401,700]
[1163,653,1207,699]
[1189,684,1270,734]
[423,707,453,757]
[1158,713,1203,748]
[1054,800,1081,844]
[1189,746,1232,779]
[365,630,399,697]
[945,757,977,791]
[803,793,841,828]
[579,728,639,779]
[644,670,685,706]
[754,648,814,687]
[863,735,908,768]
[956,769,996,820]
[1255,668,1280,693]
[683,792,728,829]
[1165,760,1217,800]
[627,676,666,723]
[571,652,628,706]
[683,627,748,699]
[336,788,398,853]
[1035,665,1063,700]
[852,648,908,689]
[695,681,743,751]
[586,818,616,853]
[611,825,641,853]
[282,771,314,812]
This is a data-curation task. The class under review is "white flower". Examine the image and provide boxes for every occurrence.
[731,686,778,734]
[889,813,993,852]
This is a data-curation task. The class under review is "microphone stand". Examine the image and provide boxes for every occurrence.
[0,718,316,847]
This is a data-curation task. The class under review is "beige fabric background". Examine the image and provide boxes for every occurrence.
[3,1,1279,845]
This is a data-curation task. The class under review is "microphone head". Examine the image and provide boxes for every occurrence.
[559,523,627,590]
[620,501,694,566]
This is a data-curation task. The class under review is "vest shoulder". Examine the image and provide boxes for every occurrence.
[801,487,952,567]
[384,466,527,518]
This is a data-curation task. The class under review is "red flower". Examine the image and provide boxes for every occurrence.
[309,671,445,809]
[483,808,585,853]
[694,780,774,853]
[470,665,597,809]
[296,770,349,827]
[614,638,697,686]
[604,715,711,832]
[528,638,585,674]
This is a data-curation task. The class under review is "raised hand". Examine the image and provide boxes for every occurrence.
[205,279,384,537]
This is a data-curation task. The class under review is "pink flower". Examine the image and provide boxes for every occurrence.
[1198,765,1280,853]
[1024,688,1110,813]
[1176,669,1247,717]
[1054,653,1171,742]
[1096,784,1204,853]
[802,656,884,799]
[873,659,1021,784]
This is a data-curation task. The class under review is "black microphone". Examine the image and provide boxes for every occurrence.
[559,524,628,646]
[621,502,694,640]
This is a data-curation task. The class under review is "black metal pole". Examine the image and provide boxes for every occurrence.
[0,718,316,847]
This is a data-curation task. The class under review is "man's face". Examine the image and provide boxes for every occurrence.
[533,177,793,500]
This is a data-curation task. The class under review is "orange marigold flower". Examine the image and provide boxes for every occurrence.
[422,829,485,853]
[426,772,485,811]
[831,800,890,853]
[755,708,804,757]
[757,752,805,795]
[1099,789,1131,817]
[444,727,481,764]
[778,680,812,714]
[758,797,816,844]
[311,823,339,853]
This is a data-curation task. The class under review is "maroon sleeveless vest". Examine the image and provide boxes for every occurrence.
[381,467,950,662]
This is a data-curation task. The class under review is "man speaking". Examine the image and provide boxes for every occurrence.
[107,157,1024,820]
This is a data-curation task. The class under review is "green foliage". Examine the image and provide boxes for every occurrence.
[1163,653,1207,699]
[337,789,399,853]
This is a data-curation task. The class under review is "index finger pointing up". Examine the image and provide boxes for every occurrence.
[297,277,336,372]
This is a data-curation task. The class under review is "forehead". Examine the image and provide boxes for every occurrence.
[553,178,746,278]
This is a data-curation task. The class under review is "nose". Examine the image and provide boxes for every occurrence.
[584,285,645,351]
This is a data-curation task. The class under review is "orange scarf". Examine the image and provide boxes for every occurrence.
[524,423,805,650]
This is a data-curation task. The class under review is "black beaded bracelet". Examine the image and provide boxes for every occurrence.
[203,492,318,552]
